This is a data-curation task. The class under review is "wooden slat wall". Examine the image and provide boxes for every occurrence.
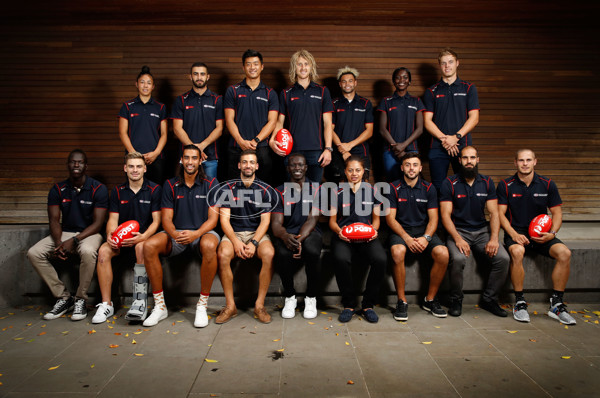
[1,3,599,223]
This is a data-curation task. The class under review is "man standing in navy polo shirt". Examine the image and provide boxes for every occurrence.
[271,153,322,319]
[378,67,425,182]
[28,149,108,321]
[224,49,279,184]
[385,152,449,321]
[497,149,575,325]
[92,152,162,324]
[142,145,220,328]
[328,66,373,182]
[272,49,333,183]
[440,146,509,317]
[172,62,224,180]
[216,150,276,324]
[423,48,480,192]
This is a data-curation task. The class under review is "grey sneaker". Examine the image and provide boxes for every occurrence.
[513,301,530,322]
[548,300,576,325]
[43,297,74,320]
[71,299,88,321]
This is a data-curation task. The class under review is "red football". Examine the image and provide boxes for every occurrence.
[528,214,552,238]
[111,220,140,247]
[275,128,294,155]
[341,222,376,242]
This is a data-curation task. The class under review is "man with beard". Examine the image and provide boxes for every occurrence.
[328,66,373,182]
[172,63,224,179]
[225,50,279,184]
[271,153,322,319]
[386,152,449,321]
[92,152,162,324]
[28,149,108,321]
[497,149,575,325]
[439,146,509,317]
[217,150,275,324]
[142,145,220,328]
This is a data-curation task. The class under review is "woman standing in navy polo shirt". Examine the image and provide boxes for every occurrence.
[119,66,168,184]
[329,155,387,324]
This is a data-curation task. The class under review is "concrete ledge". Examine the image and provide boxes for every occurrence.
[2,224,599,308]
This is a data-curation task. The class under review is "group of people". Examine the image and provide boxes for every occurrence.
[26,47,576,329]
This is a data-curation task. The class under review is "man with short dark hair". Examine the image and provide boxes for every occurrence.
[386,152,449,321]
[423,48,480,192]
[92,152,162,324]
[271,153,322,319]
[142,145,220,328]
[329,66,373,182]
[216,150,275,324]
[224,50,278,183]
[497,149,575,325]
[440,146,509,317]
[28,149,108,321]
[172,63,224,179]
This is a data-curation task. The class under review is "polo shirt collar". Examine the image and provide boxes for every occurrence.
[241,79,265,91]
[293,81,318,90]
[398,176,422,189]
[124,179,149,192]
[439,77,463,87]
[457,173,483,184]
[135,96,155,105]
[514,172,540,186]
[188,88,213,98]
[392,91,411,100]
[67,175,91,191]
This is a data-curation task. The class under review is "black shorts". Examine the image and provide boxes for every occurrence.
[389,225,445,257]
[504,232,563,258]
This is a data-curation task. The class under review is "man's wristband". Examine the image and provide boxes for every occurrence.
[325,146,333,152]
[250,239,259,248]
[549,230,557,236]
[254,137,261,144]
[72,236,80,245]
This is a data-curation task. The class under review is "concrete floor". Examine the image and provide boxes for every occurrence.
[1,302,599,398]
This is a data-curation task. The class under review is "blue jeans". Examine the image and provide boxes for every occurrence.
[286,150,323,183]
[429,148,460,192]
[382,148,402,182]
[201,160,218,180]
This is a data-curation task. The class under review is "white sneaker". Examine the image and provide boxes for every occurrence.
[142,306,168,327]
[92,302,114,324]
[303,297,317,319]
[194,305,209,328]
[281,295,297,319]
[513,301,530,322]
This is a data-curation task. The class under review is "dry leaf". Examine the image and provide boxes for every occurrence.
[107,325,114,329]
[422,341,433,345]
[347,380,354,385]
[26,339,35,343]
[564,326,569,329]
[114,333,121,336]
[529,339,537,342]
[335,333,339,336]
[38,332,46,336]
[109,344,119,348]
[180,309,186,312]
[583,315,592,318]
[125,333,129,337]
[273,339,281,342]
[48,365,60,370]
[90,364,95,368]
[13,337,23,340]
[561,356,571,359]
[205,359,219,362]
[134,331,142,335]
[345,341,350,346]
[88,329,96,334]
[277,348,285,352]
[172,332,179,335]
[308,321,315,325]
[434,326,441,329]
[41,324,46,328]
[507,331,518,334]
[134,353,144,356]
[321,312,328,315]
[132,339,137,344]
[61,331,69,335]
[26,323,31,326]
[176,320,184,323]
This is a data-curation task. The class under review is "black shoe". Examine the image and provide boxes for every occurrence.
[393,301,408,321]
[338,308,355,323]
[479,299,508,317]
[449,299,462,317]
[362,308,379,323]
[43,297,75,320]
[421,298,447,318]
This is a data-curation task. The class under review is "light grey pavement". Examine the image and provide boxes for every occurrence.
[1,301,599,397]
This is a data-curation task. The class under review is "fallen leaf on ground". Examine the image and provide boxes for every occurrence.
[132,339,137,344]
[347,380,354,385]
[134,331,142,335]
[166,330,170,333]
[13,337,23,341]
[529,339,537,342]
[308,322,315,325]
[422,341,433,345]
[583,315,591,318]
[321,312,328,315]
[61,331,69,335]
[564,326,569,329]
[507,331,518,334]
[277,348,285,352]
[90,364,95,368]
[345,341,350,346]
[41,324,46,328]
[205,359,218,362]
[134,353,144,356]
[180,309,186,312]
[114,333,121,336]
[38,332,46,336]
[273,339,280,342]
[176,320,184,323]
[107,325,113,329]
[434,326,441,329]
[109,344,119,348]
[125,333,129,337]
[533,311,538,315]
[336,333,339,336]
[48,365,60,370]
[172,332,179,335]
[26,339,34,343]
[25,323,31,327]
[88,329,96,334]
[561,356,571,359]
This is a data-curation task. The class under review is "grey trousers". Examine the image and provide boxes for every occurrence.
[27,232,103,300]
[447,226,509,302]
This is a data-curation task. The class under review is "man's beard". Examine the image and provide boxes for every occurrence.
[193,80,207,89]
[460,164,478,180]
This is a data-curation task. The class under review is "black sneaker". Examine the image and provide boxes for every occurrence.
[338,308,355,323]
[362,308,379,323]
[448,299,462,317]
[71,298,88,321]
[43,297,74,320]
[479,299,508,317]
[421,298,447,318]
[393,301,408,321]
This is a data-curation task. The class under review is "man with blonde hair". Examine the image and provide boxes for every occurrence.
[328,66,373,182]
[271,49,333,183]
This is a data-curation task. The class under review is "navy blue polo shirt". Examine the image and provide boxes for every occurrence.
[224,80,279,148]
[273,180,321,235]
[109,179,162,233]
[333,182,381,228]
[388,177,438,228]
[171,89,224,160]
[48,177,108,233]
[279,82,334,151]
[119,96,167,157]
[377,92,425,152]
[422,77,479,150]
[332,95,374,158]
[440,173,496,231]
[162,177,219,230]
[497,173,562,232]
[218,179,275,232]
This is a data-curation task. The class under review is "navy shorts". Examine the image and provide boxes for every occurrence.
[504,232,563,258]
[389,225,445,257]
